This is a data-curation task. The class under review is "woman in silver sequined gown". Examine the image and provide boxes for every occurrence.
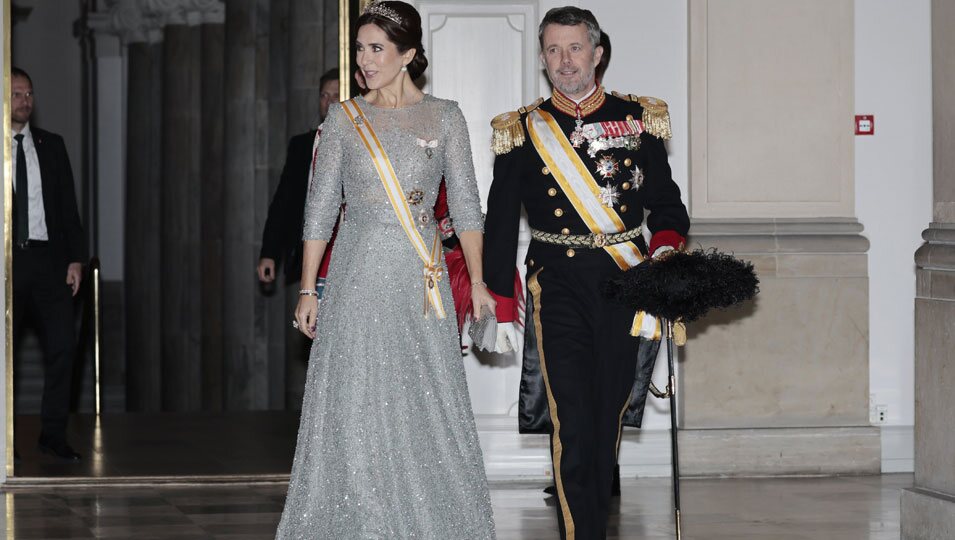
[275,2,496,538]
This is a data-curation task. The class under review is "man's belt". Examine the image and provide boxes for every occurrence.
[15,239,49,250]
[531,226,643,249]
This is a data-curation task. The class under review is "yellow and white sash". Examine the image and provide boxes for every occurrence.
[526,109,644,271]
[527,108,660,339]
[341,99,446,319]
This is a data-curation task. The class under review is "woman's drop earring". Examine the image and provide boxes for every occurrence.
[400,66,408,72]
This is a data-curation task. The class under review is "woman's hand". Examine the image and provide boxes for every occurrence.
[471,281,497,320]
[295,295,320,339]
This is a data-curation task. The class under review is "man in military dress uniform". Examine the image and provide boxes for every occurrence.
[483,7,690,539]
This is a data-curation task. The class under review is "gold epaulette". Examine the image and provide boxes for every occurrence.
[612,91,672,141]
[490,98,543,155]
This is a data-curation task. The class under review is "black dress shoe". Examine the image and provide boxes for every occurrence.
[37,441,82,461]
[543,484,557,496]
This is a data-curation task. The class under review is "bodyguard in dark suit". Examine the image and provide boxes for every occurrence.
[11,67,87,461]
[258,130,320,284]
[484,8,689,539]
[257,69,340,285]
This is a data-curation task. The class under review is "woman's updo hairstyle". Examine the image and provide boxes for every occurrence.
[356,1,428,80]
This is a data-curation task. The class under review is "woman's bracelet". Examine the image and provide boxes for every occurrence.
[471,280,487,288]
[299,289,319,297]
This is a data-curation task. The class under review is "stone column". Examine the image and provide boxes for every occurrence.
[200,22,226,411]
[901,1,955,537]
[91,0,226,412]
[681,0,878,475]
[322,1,339,80]
[288,0,330,135]
[124,40,164,411]
[267,0,292,411]
[223,0,274,410]
[160,23,203,411]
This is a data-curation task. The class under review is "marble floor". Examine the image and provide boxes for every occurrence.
[14,413,298,478]
[0,473,911,539]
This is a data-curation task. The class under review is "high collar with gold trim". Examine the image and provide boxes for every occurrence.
[551,86,606,119]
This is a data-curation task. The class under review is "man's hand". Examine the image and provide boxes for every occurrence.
[494,322,519,353]
[257,258,276,283]
[66,263,83,297]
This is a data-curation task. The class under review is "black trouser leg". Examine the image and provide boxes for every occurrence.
[528,265,639,540]
[593,285,641,536]
[36,277,76,443]
[529,267,595,539]
[14,248,76,444]
[12,251,30,445]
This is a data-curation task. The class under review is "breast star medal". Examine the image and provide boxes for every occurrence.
[407,188,424,206]
[594,155,620,179]
[631,167,645,188]
[599,182,621,208]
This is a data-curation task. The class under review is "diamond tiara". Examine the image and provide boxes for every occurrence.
[363,1,403,26]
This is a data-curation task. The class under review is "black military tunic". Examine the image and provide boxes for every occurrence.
[483,87,690,540]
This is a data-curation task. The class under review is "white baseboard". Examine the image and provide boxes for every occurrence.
[476,415,673,480]
[881,424,914,473]
[476,415,915,479]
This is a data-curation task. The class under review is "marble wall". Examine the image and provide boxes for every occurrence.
[901,0,955,536]
[681,0,879,475]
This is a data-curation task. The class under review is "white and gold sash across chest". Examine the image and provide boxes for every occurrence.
[527,108,663,340]
[341,98,446,319]
[526,108,645,271]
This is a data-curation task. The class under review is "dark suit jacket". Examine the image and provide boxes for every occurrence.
[260,130,318,282]
[29,126,87,271]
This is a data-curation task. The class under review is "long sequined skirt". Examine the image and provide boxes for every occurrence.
[275,221,496,539]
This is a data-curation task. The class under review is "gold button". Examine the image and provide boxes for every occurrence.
[566,248,576,258]
[622,182,631,190]
[529,259,535,267]
[561,228,570,235]
[626,114,634,121]
[554,208,564,217]
[548,188,558,197]
[624,158,632,167]
[541,167,550,175]
[620,205,628,213]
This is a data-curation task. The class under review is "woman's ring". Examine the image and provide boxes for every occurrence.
[291,320,300,329]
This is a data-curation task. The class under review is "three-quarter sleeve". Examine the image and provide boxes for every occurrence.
[442,101,484,233]
[302,104,346,241]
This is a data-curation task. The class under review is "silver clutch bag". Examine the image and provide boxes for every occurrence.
[468,306,498,352]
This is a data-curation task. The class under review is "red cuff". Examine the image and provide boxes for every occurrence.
[649,230,686,256]
[491,290,517,323]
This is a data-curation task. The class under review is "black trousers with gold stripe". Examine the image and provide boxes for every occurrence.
[526,254,643,540]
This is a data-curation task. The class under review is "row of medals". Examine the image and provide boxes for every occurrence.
[402,117,645,227]
[571,117,644,209]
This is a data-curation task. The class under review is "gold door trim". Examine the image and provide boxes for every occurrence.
[4,0,15,478]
